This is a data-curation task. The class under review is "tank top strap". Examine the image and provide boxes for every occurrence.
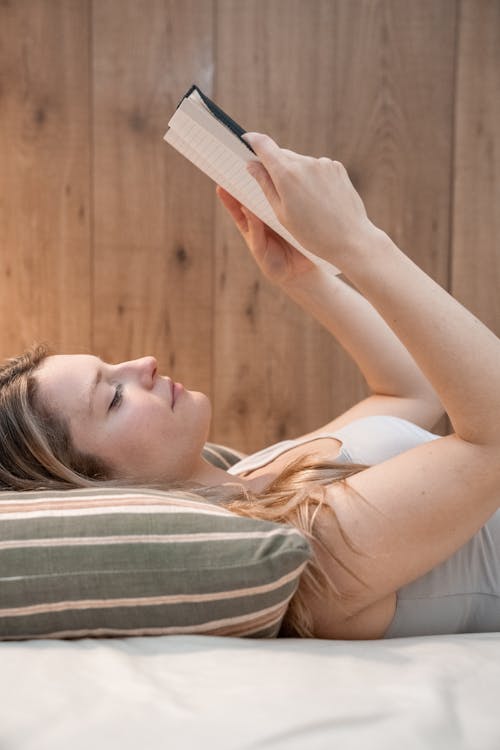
[226,415,441,475]
[226,432,349,475]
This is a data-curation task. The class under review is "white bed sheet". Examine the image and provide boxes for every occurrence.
[1,632,499,749]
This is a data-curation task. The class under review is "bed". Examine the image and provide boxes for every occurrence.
[1,631,500,749]
[1,443,499,748]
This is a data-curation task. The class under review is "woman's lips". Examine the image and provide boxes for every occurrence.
[172,382,184,408]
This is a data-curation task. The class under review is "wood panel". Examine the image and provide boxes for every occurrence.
[332,0,457,440]
[213,0,457,452]
[92,0,215,398]
[1,0,497,455]
[452,0,500,336]
[0,0,91,357]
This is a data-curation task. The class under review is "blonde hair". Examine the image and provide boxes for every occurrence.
[0,344,111,490]
[0,344,370,638]
[204,456,371,637]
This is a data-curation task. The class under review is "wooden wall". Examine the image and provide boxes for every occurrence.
[0,0,498,453]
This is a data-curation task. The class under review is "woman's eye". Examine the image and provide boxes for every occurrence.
[109,384,123,411]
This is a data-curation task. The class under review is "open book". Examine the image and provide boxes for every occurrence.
[163,85,340,275]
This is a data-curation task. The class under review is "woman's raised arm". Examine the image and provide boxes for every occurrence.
[242,132,500,447]
[217,183,443,432]
[241,132,500,623]
[279,266,444,430]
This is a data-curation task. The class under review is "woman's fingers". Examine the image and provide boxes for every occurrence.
[215,185,245,230]
[216,184,240,211]
[246,162,281,212]
[241,132,283,210]
[242,132,282,167]
[216,186,270,264]
[216,185,249,234]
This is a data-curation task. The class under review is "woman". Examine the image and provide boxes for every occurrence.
[1,132,499,640]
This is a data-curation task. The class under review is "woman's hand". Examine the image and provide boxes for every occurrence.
[216,184,316,286]
[241,132,378,269]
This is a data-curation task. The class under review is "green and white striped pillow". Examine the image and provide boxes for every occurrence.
[201,442,247,469]
[0,485,311,641]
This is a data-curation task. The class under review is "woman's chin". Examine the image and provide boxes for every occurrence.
[185,389,212,421]
[200,391,212,418]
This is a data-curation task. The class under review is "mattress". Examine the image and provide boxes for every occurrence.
[1,633,499,749]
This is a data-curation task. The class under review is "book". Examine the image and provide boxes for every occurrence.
[163,84,340,275]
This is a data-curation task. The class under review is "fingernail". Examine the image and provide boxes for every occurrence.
[242,132,259,144]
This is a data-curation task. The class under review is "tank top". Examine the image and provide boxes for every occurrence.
[228,415,500,638]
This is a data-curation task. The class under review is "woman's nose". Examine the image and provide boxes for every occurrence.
[138,356,158,388]
[120,356,158,388]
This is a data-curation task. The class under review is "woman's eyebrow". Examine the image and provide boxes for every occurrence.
[87,368,103,414]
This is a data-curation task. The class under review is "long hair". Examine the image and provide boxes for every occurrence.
[204,456,372,638]
[0,344,370,637]
[0,344,111,490]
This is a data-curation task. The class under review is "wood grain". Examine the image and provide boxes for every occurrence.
[212,0,457,451]
[331,0,457,439]
[0,0,497,452]
[92,0,215,398]
[0,0,91,357]
[452,0,500,336]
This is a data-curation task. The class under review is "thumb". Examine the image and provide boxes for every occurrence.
[243,133,281,208]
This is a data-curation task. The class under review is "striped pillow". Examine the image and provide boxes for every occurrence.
[0,486,311,641]
[201,441,247,469]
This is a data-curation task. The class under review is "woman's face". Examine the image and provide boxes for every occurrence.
[35,354,211,482]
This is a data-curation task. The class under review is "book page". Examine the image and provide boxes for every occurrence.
[164,95,340,275]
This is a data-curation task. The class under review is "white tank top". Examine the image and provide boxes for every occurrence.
[227,415,500,638]
[227,414,440,474]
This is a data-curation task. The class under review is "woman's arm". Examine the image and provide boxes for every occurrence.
[216,183,443,430]
[281,265,443,415]
[298,233,500,624]
[341,229,500,446]
[243,134,500,446]
[305,229,500,617]
[242,133,500,624]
